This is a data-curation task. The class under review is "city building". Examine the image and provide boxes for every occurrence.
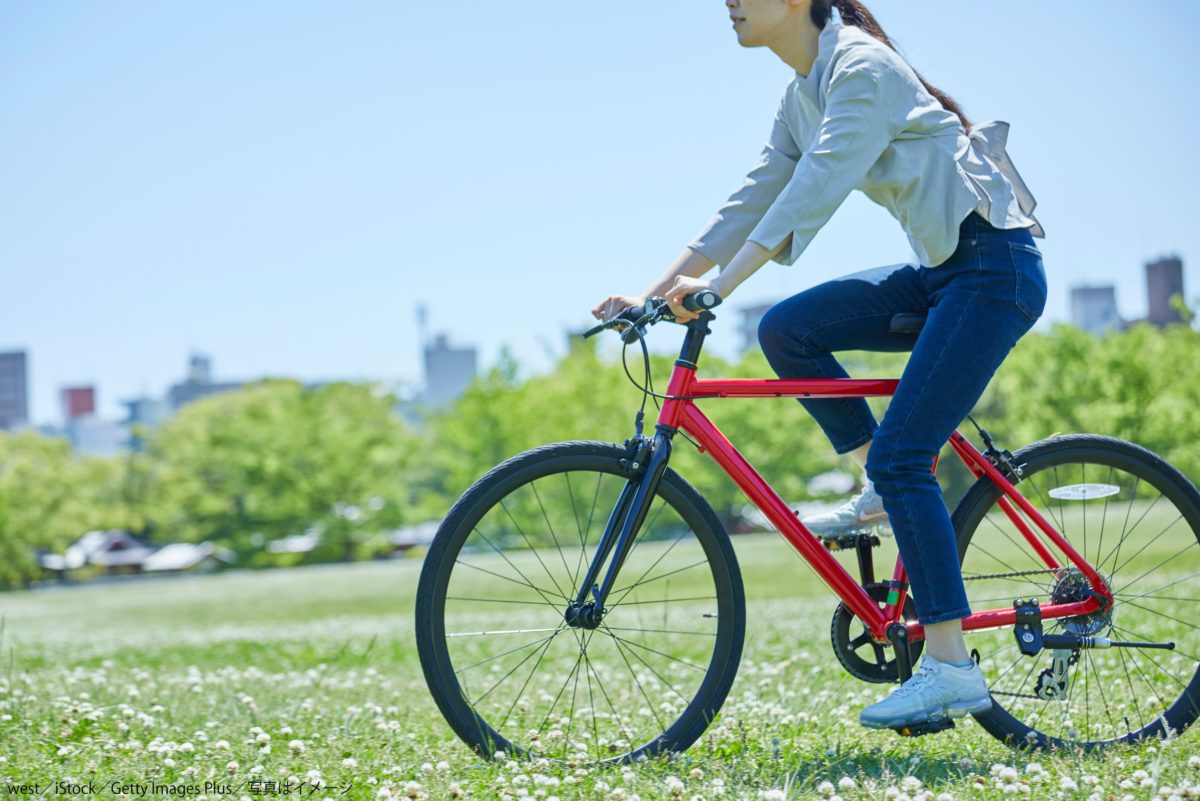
[738,301,779,354]
[167,354,243,410]
[58,384,126,456]
[1146,256,1185,328]
[420,333,477,407]
[0,350,29,430]
[62,386,96,420]
[122,395,172,450]
[1070,285,1123,335]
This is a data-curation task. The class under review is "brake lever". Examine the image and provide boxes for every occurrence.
[581,297,671,340]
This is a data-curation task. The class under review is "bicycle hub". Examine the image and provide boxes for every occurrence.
[565,601,604,630]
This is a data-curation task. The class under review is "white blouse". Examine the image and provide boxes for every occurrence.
[689,13,1044,269]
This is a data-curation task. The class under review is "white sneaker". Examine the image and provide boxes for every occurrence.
[801,480,890,540]
[859,654,992,729]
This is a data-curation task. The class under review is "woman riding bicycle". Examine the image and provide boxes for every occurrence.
[593,0,1047,731]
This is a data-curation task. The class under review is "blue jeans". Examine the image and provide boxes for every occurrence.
[757,212,1047,624]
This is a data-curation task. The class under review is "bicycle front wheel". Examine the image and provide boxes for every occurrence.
[952,434,1200,749]
[415,440,745,764]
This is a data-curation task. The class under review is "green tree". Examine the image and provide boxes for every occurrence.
[0,432,118,589]
[149,380,416,562]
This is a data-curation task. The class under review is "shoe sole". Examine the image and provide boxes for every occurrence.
[813,522,893,541]
[859,696,993,730]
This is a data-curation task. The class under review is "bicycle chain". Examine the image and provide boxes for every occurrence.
[963,568,1060,582]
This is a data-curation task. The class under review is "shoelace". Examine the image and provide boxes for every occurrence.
[889,662,939,699]
[843,482,874,511]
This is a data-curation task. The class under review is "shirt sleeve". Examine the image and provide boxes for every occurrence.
[687,92,803,267]
[747,56,897,266]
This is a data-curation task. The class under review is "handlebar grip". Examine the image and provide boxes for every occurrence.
[682,290,722,312]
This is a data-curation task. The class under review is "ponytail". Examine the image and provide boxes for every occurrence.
[810,0,972,131]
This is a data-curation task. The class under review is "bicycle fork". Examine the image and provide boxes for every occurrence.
[565,428,674,629]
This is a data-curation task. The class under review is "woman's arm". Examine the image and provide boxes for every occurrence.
[688,93,803,268]
[590,246,715,322]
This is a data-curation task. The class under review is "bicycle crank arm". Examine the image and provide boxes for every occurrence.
[1041,634,1176,650]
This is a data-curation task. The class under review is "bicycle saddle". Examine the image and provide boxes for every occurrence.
[888,312,927,335]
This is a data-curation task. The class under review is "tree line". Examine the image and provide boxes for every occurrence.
[1,319,1197,589]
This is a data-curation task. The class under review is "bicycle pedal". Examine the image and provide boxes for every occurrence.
[892,718,955,737]
[822,532,882,551]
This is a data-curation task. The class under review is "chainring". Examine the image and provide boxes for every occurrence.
[831,583,923,684]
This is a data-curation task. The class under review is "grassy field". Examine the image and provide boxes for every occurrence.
[2,531,1199,801]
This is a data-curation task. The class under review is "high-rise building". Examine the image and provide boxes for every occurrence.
[422,334,477,407]
[1146,256,1185,328]
[738,301,779,354]
[122,396,171,451]
[1070,285,1122,335]
[167,353,243,410]
[62,386,96,421]
[0,350,29,430]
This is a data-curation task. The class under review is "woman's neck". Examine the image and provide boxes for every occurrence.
[768,16,824,76]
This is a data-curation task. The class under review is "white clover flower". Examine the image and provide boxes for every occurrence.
[255,732,271,744]
[343,757,358,769]
[214,739,231,750]
[226,761,239,774]
[763,791,786,801]
[403,781,421,799]
[838,777,856,792]
[1060,778,1078,791]
[1190,755,1200,769]
[902,777,923,792]
[818,781,836,797]
[937,794,954,801]
[289,739,305,753]
[436,761,449,771]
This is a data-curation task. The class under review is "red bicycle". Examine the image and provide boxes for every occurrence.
[415,292,1200,762]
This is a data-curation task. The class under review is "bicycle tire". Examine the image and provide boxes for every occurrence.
[415,440,746,764]
[950,434,1200,749]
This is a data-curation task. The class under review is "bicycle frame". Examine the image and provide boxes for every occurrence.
[581,313,1112,646]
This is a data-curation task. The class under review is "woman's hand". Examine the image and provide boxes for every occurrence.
[665,275,714,322]
[591,294,644,323]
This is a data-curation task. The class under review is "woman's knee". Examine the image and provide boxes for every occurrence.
[757,303,822,363]
[865,429,936,492]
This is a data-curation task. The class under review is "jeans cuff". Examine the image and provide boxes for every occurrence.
[833,430,876,456]
[918,606,973,626]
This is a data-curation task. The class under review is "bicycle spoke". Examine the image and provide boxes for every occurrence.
[1109,513,1185,578]
[603,626,717,638]
[453,556,566,606]
[530,478,578,594]
[499,497,570,600]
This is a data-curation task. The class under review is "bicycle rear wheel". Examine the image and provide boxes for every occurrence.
[415,440,745,764]
[952,434,1200,749]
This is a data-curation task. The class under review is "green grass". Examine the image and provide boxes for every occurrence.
[2,532,1199,801]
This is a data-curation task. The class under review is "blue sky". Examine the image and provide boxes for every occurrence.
[3,2,1198,424]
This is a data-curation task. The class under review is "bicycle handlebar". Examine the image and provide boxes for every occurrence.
[582,290,724,340]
